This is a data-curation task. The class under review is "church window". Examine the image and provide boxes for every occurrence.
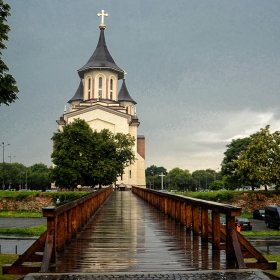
[88,78,91,90]
[98,77,102,98]
[110,79,113,99]
[88,78,91,100]
[129,170,132,178]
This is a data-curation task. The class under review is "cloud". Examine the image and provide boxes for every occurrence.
[146,108,280,172]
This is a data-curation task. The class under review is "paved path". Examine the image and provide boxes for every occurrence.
[24,269,274,280]
[0,217,46,254]
[0,217,46,229]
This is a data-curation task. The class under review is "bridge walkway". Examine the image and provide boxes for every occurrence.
[50,191,236,273]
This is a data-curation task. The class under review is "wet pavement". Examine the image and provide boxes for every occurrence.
[0,217,46,254]
[0,217,46,229]
[50,191,234,273]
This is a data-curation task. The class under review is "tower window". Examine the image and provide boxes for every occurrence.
[129,170,132,178]
[110,79,113,99]
[98,77,102,98]
[88,78,91,99]
[88,78,91,90]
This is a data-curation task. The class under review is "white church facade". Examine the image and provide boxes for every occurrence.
[56,10,146,188]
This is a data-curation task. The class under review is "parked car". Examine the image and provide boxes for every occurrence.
[253,209,265,220]
[265,205,280,229]
[235,217,252,231]
[220,217,226,226]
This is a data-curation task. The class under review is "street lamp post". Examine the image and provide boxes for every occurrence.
[214,168,219,181]
[159,173,165,190]
[1,142,10,190]
[25,169,28,189]
[8,155,16,189]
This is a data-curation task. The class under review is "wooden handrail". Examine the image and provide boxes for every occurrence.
[132,187,277,270]
[3,186,113,275]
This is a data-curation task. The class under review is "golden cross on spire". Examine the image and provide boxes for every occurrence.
[97,10,108,26]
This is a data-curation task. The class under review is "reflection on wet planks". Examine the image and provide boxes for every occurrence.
[52,191,236,273]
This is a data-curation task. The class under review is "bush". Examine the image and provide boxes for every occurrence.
[41,191,89,204]
[184,190,233,202]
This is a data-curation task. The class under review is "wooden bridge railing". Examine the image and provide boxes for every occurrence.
[3,186,113,275]
[132,186,277,270]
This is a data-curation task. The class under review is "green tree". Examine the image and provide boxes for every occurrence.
[192,170,209,190]
[50,119,135,189]
[221,136,252,189]
[236,125,280,190]
[0,0,19,106]
[0,162,26,189]
[166,167,192,191]
[50,119,93,189]
[209,180,224,191]
[29,163,51,191]
[145,165,167,189]
[85,129,135,188]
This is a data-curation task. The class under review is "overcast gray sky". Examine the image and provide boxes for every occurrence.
[1,0,280,172]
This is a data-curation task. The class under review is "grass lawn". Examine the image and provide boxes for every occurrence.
[0,210,42,218]
[241,230,280,237]
[0,254,24,280]
[246,254,280,278]
[0,225,46,236]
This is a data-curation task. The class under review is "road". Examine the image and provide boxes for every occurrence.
[250,218,270,231]
[0,217,46,254]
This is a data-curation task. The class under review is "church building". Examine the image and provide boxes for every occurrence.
[56,10,146,188]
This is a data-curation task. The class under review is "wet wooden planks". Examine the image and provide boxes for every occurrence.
[51,191,236,273]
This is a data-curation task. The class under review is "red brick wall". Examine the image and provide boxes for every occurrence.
[137,137,145,159]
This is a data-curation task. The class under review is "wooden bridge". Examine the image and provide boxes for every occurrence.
[3,187,277,277]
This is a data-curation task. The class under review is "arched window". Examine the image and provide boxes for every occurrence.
[110,79,113,99]
[88,78,91,99]
[98,77,102,98]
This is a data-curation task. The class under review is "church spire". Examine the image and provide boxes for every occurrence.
[77,10,124,80]
[68,80,84,103]
[118,79,136,105]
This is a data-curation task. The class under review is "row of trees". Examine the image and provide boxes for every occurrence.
[145,165,222,191]
[146,125,280,191]
[1,119,136,191]
[0,162,50,190]
[2,124,279,192]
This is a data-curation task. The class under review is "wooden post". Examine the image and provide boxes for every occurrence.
[226,215,235,259]
[212,212,220,249]
[66,209,72,243]
[56,213,66,252]
[185,204,192,230]
[192,206,200,236]
[180,201,185,225]
[201,208,208,241]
